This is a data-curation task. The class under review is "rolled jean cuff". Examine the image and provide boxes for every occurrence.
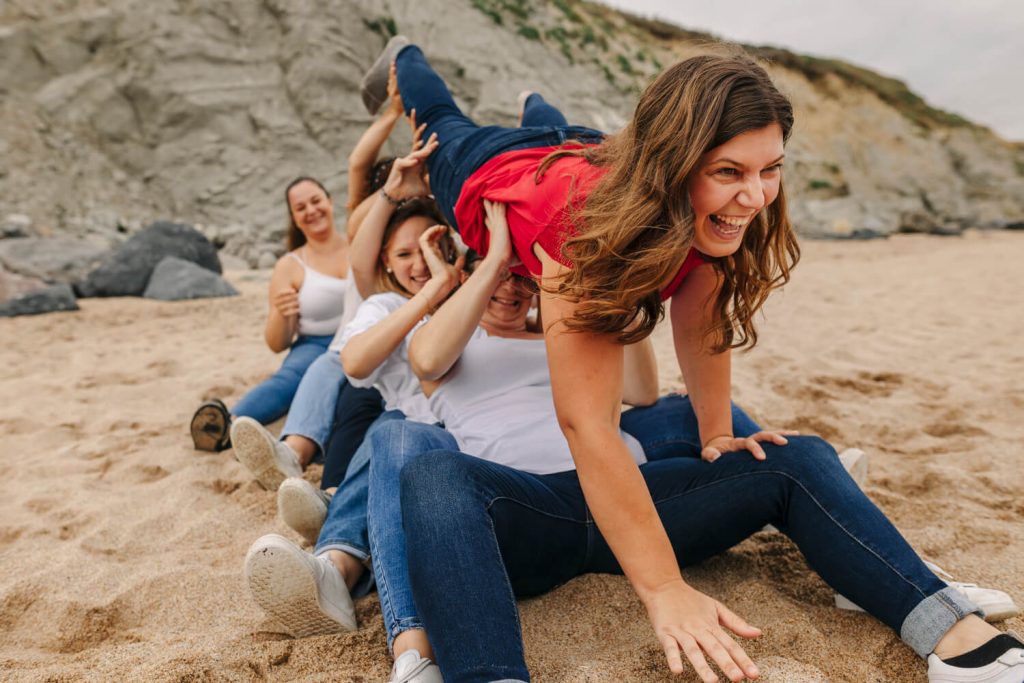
[387,617,426,650]
[313,543,376,598]
[900,586,983,658]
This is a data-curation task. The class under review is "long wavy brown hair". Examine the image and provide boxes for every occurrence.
[543,48,800,351]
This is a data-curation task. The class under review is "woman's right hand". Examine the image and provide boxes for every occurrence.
[644,579,762,682]
[417,225,463,307]
[382,134,439,202]
[482,199,513,268]
[272,287,300,319]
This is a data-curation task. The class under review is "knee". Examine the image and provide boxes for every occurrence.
[399,452,479,521]
[764,435,842,483]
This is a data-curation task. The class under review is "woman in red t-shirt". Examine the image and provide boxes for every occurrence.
[362,38,802,679]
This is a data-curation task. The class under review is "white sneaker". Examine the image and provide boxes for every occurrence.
[838,447,869,487]
[278,477,332,545]
[244,533,356,637]
[388,649,443,683]
[927,635,1024,683]
[836,564,1020,623]
[230,417,302,491]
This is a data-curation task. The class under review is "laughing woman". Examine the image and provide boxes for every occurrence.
[352,39,1023,683]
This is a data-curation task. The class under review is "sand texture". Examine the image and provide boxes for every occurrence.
[1,231,1021,682]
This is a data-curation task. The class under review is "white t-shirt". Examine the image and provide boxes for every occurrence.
[339,292,434,424]
[428,329,646,475]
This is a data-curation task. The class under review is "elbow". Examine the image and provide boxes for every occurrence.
[409,351,446,383]
[264,330,289,354]
[340,347,370,380]
[557,410,619,452]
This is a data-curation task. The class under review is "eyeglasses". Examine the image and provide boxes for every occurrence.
[498,268,540,295]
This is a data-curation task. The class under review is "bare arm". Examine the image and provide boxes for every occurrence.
[669,264,733,447]
[537,245,762,682]
[346,66,406,213]
[409,200,512,381]
[622,338,659,406]
[348,136,440,298]
[671,264,795,463]
[264,257,303,353]
[342,226,460,379]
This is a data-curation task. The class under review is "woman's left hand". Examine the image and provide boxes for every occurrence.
[701,430,800,463]
[418,225,463,307]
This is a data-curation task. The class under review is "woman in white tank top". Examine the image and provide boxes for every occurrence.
[190,177,351,451]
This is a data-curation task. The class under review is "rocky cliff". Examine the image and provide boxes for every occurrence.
[2,0,1022,264]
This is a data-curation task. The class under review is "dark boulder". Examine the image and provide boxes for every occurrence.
[78,221,221,297]
[0,283,79,317]
[143,256,238,301]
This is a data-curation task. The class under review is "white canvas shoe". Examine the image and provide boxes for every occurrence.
[244,533,356,637]
[230,417,302,491]
[926,634,1024,683]
[387,649,443,683]
[836,563,1020,623]
[278,477,332,545]
[838,447,869,487]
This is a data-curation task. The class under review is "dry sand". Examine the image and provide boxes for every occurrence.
[1,231,1021,682]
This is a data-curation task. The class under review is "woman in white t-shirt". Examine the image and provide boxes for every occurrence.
[241,195,460,657]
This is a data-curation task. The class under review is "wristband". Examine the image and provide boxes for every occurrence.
[379,188,402,206]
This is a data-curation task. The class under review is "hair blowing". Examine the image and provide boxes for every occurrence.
[283,177,332,252]
[542,49,800,351]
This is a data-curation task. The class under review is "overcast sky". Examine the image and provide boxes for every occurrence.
[599,0,1024,141]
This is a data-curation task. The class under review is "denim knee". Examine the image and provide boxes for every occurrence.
[399,451,481,522]
[761,435,843,485]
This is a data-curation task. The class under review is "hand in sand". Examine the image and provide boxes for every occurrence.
[383,134,438,202]
[418,225,463,307]
[272,287,300,319]
[701,430,800,463]
[645,579,762,682]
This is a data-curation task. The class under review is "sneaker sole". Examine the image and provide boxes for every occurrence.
[278,480,328,546]
[359,35,410,115]
[245,539,352,638]
[231,418,286,491]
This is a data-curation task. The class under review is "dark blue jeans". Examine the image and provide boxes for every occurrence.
[398,395,974,682]
[395,45,603,231]
[320,381,384,490]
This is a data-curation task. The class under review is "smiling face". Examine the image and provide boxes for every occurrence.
[286,180,335,241]
[686,123,785,258]
[480,271,535,333]
[381,216,433,295]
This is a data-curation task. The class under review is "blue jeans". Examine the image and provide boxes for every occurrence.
[314,410,406,597]
[364,396,759,652]
[231,334,334,424]
[395,45,603,231]
[280,351,346,456]
[367,420,458,648]
[397,396,978,682]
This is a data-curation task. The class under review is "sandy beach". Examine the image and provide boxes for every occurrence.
[1,230,1021,682]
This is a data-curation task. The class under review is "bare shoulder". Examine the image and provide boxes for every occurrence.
[270,251,304,291]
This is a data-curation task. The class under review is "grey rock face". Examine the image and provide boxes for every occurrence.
[79,221,221,297]
[0,283,79,317]
[0,237,109,284]
[1,214,35,239]
[143,256,238,301]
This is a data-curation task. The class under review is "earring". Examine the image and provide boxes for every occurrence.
[386,267,392,273]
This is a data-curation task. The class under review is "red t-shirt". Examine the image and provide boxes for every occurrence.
[454,146,706,300]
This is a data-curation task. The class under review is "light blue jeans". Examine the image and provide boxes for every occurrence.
[231,334,334,424]
[313,410,407,598]
[280,350,346,456]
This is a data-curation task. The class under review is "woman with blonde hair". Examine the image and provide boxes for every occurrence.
[354,39,1022,683]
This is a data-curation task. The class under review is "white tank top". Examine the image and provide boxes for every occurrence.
[289,250,349,337]
[428,330,646,475]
